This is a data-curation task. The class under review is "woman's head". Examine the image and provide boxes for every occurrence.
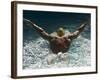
[57,27,65,37]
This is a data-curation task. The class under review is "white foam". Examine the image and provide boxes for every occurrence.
[23,33,91,69]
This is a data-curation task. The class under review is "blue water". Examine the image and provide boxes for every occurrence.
[23,10,91,69]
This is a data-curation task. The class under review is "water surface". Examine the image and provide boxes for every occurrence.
[23,10,91,69]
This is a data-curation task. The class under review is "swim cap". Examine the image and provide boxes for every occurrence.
[57,27,65,37]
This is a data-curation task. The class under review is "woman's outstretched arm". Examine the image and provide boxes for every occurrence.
[68,22,87,40]
[24,18,53,41]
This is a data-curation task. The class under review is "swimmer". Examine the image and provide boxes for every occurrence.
[24,19,87,54]
[24,19,87,64]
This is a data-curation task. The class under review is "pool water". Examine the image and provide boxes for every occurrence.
[23,10,91,69]
[23,29,91,69]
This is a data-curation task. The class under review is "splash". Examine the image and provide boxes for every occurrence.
[23,31,91,69]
